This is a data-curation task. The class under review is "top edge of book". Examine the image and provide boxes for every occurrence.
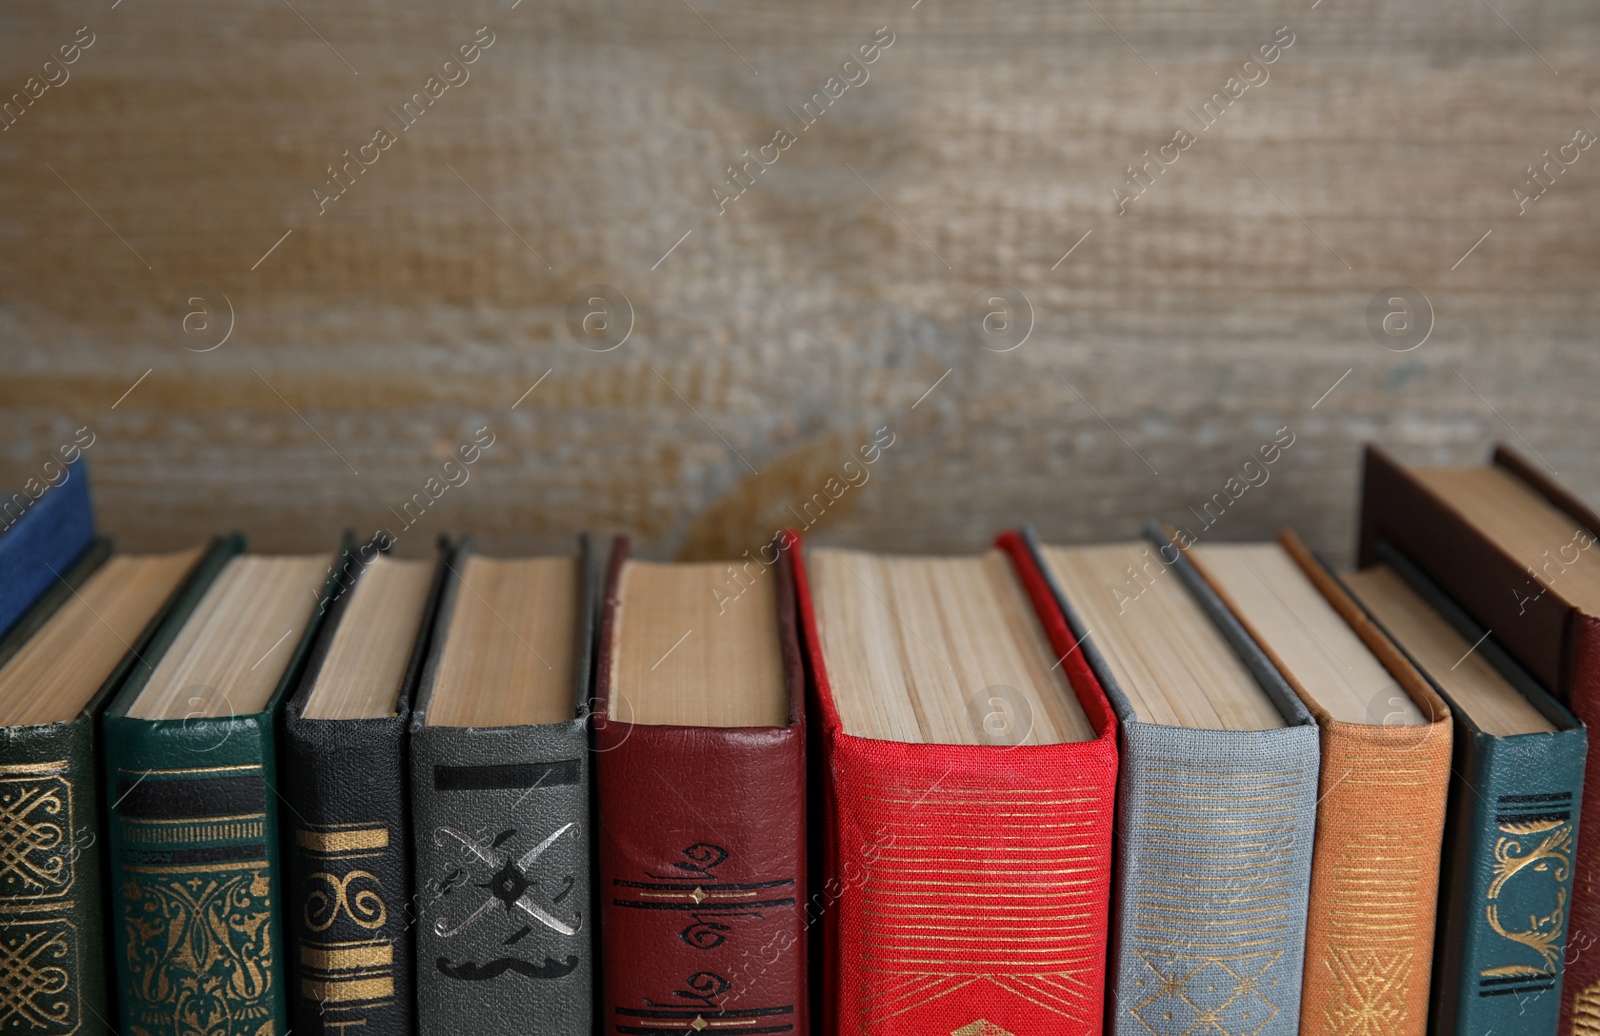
[1029,530,1311,733]
[807,544,1094,745]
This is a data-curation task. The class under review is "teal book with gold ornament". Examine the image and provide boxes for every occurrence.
[102,537,343,1036]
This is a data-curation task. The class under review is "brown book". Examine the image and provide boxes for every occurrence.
[1191,531,1452,1036]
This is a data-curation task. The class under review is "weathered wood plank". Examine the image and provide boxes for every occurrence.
[0,0,1595,563]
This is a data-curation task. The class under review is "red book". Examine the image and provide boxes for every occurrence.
[595,536,808,1034]
[794,530,1119,1035]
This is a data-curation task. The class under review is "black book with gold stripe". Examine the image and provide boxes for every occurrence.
[280,534,448,1036]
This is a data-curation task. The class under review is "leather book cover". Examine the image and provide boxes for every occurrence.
[281,535,449,1036]
[796,529,1119,1036]
[1357,444,1600,1034]
[1191,531,1453,1036]
[595,536,807,1035]
[0,539,125,1036]
[1028,525,1320,1036]
[1339,543,1586,1036]
[0,456,95,640]
[102,537,345,1036]
[409,536,597,1036]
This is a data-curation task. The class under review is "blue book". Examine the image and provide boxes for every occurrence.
[1028,525,1321,1036]
[0,459,95,639]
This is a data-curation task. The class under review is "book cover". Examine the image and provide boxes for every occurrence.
[0,457,95,640]
[0,540,125,1036]
[409,537,597,1036]
[1028,525,1320,1036]
[795,529,1119,1036]
[1341,542,1585,1035]
[595,536,808,1035]
[102,538,344,1036]
[1191,531,1453,1036]
[280,536,448,1036]
[1358,444,1600,1034]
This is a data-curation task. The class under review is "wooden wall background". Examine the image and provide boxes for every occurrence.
[2,0,1597,562]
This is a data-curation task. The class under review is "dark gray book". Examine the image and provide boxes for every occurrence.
[409,537,598,1036]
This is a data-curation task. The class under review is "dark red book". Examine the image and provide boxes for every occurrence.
[595,536,808,1034]
[794,529,1119,1035]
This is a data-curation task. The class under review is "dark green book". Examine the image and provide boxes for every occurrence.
[102,538,344,1036]
[1338,543,1587,1036]
[0,538,208,1036]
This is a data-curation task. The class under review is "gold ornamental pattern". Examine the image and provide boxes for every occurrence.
[0,764,75,901]
[1481,816,1572,980]
[122,868,276,1036]
[0,918,78,1036]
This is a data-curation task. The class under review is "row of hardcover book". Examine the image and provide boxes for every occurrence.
[0,442,1595,1036]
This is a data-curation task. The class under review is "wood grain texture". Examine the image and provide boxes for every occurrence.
[1,0,1597,563]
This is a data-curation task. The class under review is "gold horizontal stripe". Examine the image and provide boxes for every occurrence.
[862,931,1095,943]
[862,796,1104,806]
[120,764,261,776]
[123,812,265,825]
[301,944,393,971]
[302,977,395,1004]
[297,827,388,853]
[0,901,76,915]
[0,759,68,775]
[125,860,268,874]
[1133,936,1288,950]
[123,819,266,845]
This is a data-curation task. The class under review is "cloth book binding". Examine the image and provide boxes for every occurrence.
[797,529,1120,1035]
[1027,525,1321,1036]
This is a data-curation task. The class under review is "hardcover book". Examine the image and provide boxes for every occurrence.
[0,538,205,1036]
[1190,533,1452,1036]
[281,535,448,1036]
[103,539,341,1036]
[595,536,807,1035]
[0,457,95,640]
[409,537,597,1036]
[1342,541,1586,1036]
[1030,525,1321,1036]
[798,531,1117,1036]
[1358,444,1600,1034]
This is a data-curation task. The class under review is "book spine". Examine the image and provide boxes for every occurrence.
[1436,727,1586,1035]
[0,457,95,640]
[281,716,411,1036]
[103,714,289,1036]
[1297,723,1450,1036]
[825,733,1116,1035]
[0,718,111,1036]
[1562,613,1600,1036]
[1110,721,1320,1036]
[410,721,592,1036]
[596,723,806,1035]
[0,539,112,1036]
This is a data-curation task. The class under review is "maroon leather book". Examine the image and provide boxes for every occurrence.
[594,537,808,1035]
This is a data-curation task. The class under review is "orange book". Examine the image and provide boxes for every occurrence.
[1192,531,1452,1036]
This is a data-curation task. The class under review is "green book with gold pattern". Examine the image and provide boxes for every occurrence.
[1341,543,1586,1036]
[0,537,211,1036]
[102,537,343,1036]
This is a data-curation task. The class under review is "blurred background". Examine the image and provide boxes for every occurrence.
[1,0,1596,562]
